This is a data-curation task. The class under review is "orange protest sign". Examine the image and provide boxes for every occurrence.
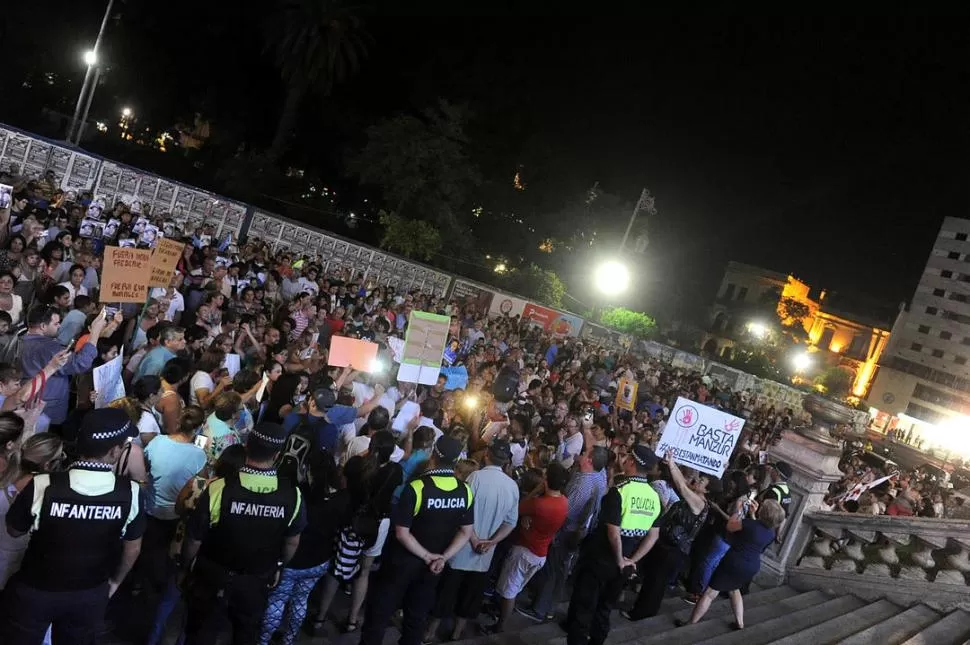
[149,238,185,287]
[328,336,379,370]
[615,377,638,411]
[101,246,153,303]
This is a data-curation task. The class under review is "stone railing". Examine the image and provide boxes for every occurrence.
[788,510,970,609]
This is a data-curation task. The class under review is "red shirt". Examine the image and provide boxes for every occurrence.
[328,316,345,335]
[518,494,568,557]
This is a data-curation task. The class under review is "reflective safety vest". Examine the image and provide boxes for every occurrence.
[616,477,661,537]
[767,482,792,516]
[404,468,474,555]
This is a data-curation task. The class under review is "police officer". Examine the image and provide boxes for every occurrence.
[359,435,474,645]
[181,422,306,645]
[761,461,793,516]
[1,408,146,645]
[564,445,662,645]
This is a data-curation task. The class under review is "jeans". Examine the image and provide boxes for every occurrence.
[259,563,329,645]
[147,576,185,645]
[532,538,577,616]
[696,534,731,592]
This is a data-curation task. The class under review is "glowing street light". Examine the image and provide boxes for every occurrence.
[594,260,631,296]
[792,352,812,372]
[747,321,768,339]
[122,107,132,118]
[83,50,98,66]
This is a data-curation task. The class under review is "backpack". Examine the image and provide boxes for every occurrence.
[492,366,519,403]
[276,415,328,488]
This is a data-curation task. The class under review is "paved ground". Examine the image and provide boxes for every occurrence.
[102,573,566,645]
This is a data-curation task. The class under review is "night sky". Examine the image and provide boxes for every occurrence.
[2,5,967,320]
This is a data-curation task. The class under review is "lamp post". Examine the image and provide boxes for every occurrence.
[75,65,102,145]
[66,0,116,144]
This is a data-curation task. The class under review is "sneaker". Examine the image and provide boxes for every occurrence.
[515,607,546,623]
[682,593,699,605]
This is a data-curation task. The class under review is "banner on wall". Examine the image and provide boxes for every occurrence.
[655,397,745,478]
[488,291,529,319]
[451,280,495,316]
[520,303,584,337]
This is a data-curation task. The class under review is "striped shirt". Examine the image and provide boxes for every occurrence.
[561,469,608,534]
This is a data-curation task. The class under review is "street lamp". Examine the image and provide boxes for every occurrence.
[83,50,97,67]
[747,321,768,339]
[594,260,631,296]
[792,352,812,372]
[122,107,132,118]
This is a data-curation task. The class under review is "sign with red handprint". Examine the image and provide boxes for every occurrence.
[656,396,746,477]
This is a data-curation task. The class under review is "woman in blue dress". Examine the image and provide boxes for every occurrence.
[677,498,785,630]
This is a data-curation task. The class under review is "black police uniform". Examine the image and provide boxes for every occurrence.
[359,467,474,645]
[1,461,145,645]
[183,465,306,645]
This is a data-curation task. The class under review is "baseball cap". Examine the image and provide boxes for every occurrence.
[632,445,659,470]
[488,439,513,466]
[433,436,463,466]
[312,388,337,410]
[77,408,133,455]
[771,461,794,479]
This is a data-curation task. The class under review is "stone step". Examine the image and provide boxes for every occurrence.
[604,585,804,645]
[769,598,902,645]
[691,594,866,645]
[899,609,970,645]
[837,604,942,645]
[606,589,832,645]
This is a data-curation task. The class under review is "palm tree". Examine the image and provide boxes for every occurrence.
[264,0,369,158]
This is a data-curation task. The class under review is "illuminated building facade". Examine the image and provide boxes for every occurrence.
[703,261,890,397]
[868,216,970,443]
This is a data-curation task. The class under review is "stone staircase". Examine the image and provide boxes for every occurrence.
[441,585,970,645]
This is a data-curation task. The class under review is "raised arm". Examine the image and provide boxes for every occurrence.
[662,453,707,515]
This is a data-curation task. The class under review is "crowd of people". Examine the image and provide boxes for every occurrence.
[822,450,957,518]
[0,165,921,645]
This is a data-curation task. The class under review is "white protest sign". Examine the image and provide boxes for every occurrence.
[655,397,744,478]
[94,352,126,409]
[391,400,421,435]
[223,353,241,378]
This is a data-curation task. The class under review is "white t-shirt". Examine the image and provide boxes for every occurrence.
[134,409,161,448]
[419,416,443,442]
[150,287,185,322]
[510,440,528,468]
[351,381,401,419]
[298,277,319,296]
[189,371,215,406]
[559,431,585,469]
[58,282,88,307]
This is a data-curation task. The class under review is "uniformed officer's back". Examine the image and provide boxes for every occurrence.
[181,421,307,645]
[1,408,146,645]
[360,435,475,645]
